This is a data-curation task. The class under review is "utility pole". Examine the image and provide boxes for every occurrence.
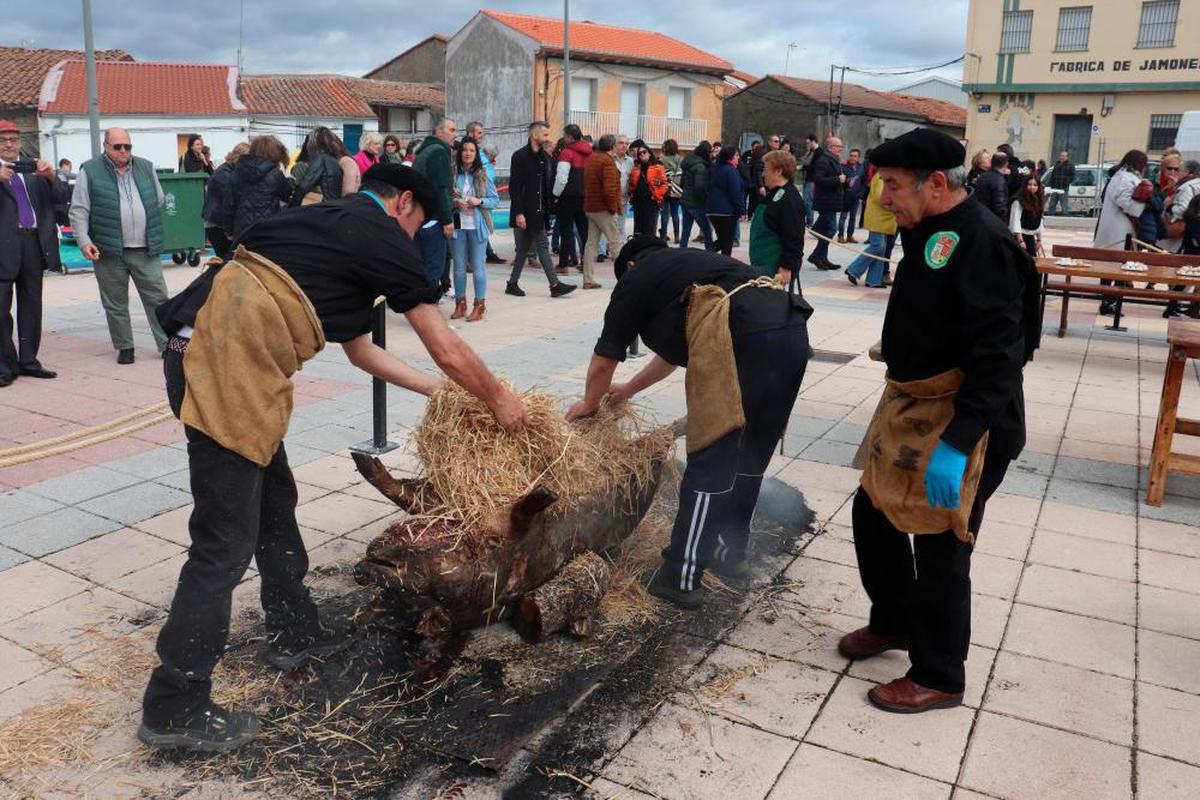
[562,0,571,127]
[81,0,101,157]
[784,43,798,76]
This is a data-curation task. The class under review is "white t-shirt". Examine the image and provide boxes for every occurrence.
[457,174,477,230]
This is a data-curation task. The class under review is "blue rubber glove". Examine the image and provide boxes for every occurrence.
[925,440,969,510]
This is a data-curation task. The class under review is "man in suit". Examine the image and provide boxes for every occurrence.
[0,119,63,387]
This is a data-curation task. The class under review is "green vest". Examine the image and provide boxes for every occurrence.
[83,155,164,256]
[748,196,782,278]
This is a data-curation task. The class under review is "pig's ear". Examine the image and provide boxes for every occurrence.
[509,486,558,535]
[351,451,430,512]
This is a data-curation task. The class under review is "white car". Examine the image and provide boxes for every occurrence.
[1050,160,1161,216]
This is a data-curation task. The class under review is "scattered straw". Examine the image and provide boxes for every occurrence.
[408,384,672,544]
[0,698,107,788]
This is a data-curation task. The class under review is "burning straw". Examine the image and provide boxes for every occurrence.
[410,384,672,536]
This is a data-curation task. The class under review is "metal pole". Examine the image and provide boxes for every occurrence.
[351,302,398,456]
[827,65,835,138]
[81,0,101,157]
[562,0,571,127]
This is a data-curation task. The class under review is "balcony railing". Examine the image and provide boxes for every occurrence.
[566,110,708,147]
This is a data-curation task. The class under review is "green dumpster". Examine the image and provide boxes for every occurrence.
[157,172,208,266]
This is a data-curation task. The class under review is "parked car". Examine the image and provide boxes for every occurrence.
[1050,160,1161,216]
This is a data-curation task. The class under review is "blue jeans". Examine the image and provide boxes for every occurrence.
[658,197,682,239]
[451,231,488,300]
[680,205,712,249]
[803,183,815,226]
[838,197,861,237]
[845,231,889,286]
[811,210,838,262]
[417,224,448,285]
[1045,191,1070,215]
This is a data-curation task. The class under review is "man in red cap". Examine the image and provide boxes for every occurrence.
[0,120,65,386]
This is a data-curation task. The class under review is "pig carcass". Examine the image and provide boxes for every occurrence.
[350,427,674,641]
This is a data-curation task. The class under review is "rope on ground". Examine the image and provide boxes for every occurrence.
[804,225,896,264]
[0,403,173,468]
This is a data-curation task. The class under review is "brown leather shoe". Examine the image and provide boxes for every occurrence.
[450,299,467,320]
[466,300,485,322]
[555,266,569,275]
[837,626,910,660]
[582,281,602,289]
[867,677,963,714]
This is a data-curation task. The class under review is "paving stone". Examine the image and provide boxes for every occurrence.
[0,668,83,722]
[1139,630,1200,695]
[807,676,974,783]
[1016,563,1136,625]
[968,592,1012,650]
[1137,753,1200,799]
[295,492,397,536]
[1036,501,1137,545]
[1138,518,1200,558]
[0,544,30,571]
[724,602,856,674]
[107,553,189,608]
[584,777,659,799]
[1044,476,1138,516]
[958,712,1130,800]
[778,557,871,619]
[133,504,193,546]
[801,533,858,568]
[766,744,951,800]
[974,521,1034,561]
[983,651,1134,746]
[0,586,153,663]
[1052,455,1140,489]
[0,490,64,527]
[0,637,52,692]
[1004,604,1134,679]
[1138,493,1200,527]
[1138,584,1200,641]
[1138,549,1200,596]
[76,482,191,526]
[680,644,838,738]
[0,561,90,623]
[105,445,190,479]
[1027,529,1135,581]
[849,644,995,710]
[986,492,1043,528]
[44,527,185,585]
[971,552,1023,600]
[797,438,859,468]
[1137,682,1200,765]
[23,465,143,505]
[1,505,124,557]
[604,701,796,800]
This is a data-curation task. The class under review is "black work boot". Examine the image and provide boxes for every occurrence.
[710,559,752,591]
[138,701,262,753]
[505,281,526,297]
[262,625,350,671]
[648,568,702,610]
[550,281,577,298]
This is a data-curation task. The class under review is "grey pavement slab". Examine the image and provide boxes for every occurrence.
[24,465,144,506]
[1052,455,1140,490]
[75,482,191,526]
[1045,476,1138,516]
[1,506,124,558]
[0,544,29,571]
[0,491,65,527]
[105,445,191,480]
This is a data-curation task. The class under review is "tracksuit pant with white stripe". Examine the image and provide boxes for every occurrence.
[662,323,809,592]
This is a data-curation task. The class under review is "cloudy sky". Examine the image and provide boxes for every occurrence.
[13,1,968,90]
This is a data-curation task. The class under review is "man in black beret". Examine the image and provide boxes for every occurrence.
[839,128,1038,713]
[566,235,812,610]
[139,163,529,752]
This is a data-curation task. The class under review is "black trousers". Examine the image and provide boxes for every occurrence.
[851,454,1010,694]
[0,229,46,381]
[205,226,232,260]
[142,348,320,725]
[661,324,810,591]
[632,197,659,238]
[709,215,737,256]
[555,196,588,266]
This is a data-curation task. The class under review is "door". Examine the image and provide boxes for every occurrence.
[1051,114,1091,164]
[619,83,644,140]
[343,123,363,155]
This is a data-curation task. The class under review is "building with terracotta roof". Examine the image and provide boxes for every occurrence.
[0,46,133,154]
[36,59,249,170]
[890,76,967,109]
[722,74,966,155]
[445,9,733,161]
[240,74,443,153]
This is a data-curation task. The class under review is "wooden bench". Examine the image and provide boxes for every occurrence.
[1147,319,1200,506]
[1039,246,1200,336]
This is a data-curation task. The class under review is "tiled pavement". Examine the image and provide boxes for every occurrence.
[2,222,1200,798]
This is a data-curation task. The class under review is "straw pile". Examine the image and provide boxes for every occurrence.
[409,384,671,534]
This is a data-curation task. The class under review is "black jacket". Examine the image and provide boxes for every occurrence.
[509,141,554,230]
[973,169,1009,220]
[290,153,343,206]
[229,156,293,239]
[808,149,845,212]
[202,161,235,231]
[883,195,1033,460]
[680,154,709,208]
[762,182,807,271]
[1047,160,1075,190]
[181,150,213,175]
[1,173,66,278]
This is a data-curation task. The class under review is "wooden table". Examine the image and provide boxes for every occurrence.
[1037,246,1200,336]
[1147,319,1200,506]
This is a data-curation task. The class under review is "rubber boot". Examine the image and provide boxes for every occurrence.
[466,299,486,322]
[450,299,467,320]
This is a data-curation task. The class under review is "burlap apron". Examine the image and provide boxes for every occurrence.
[856,368,989,544]
[683,278,782,454]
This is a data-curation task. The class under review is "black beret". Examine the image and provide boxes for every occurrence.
[614,235,667,280]
[361,162,438,215]
[869,128,966,170]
